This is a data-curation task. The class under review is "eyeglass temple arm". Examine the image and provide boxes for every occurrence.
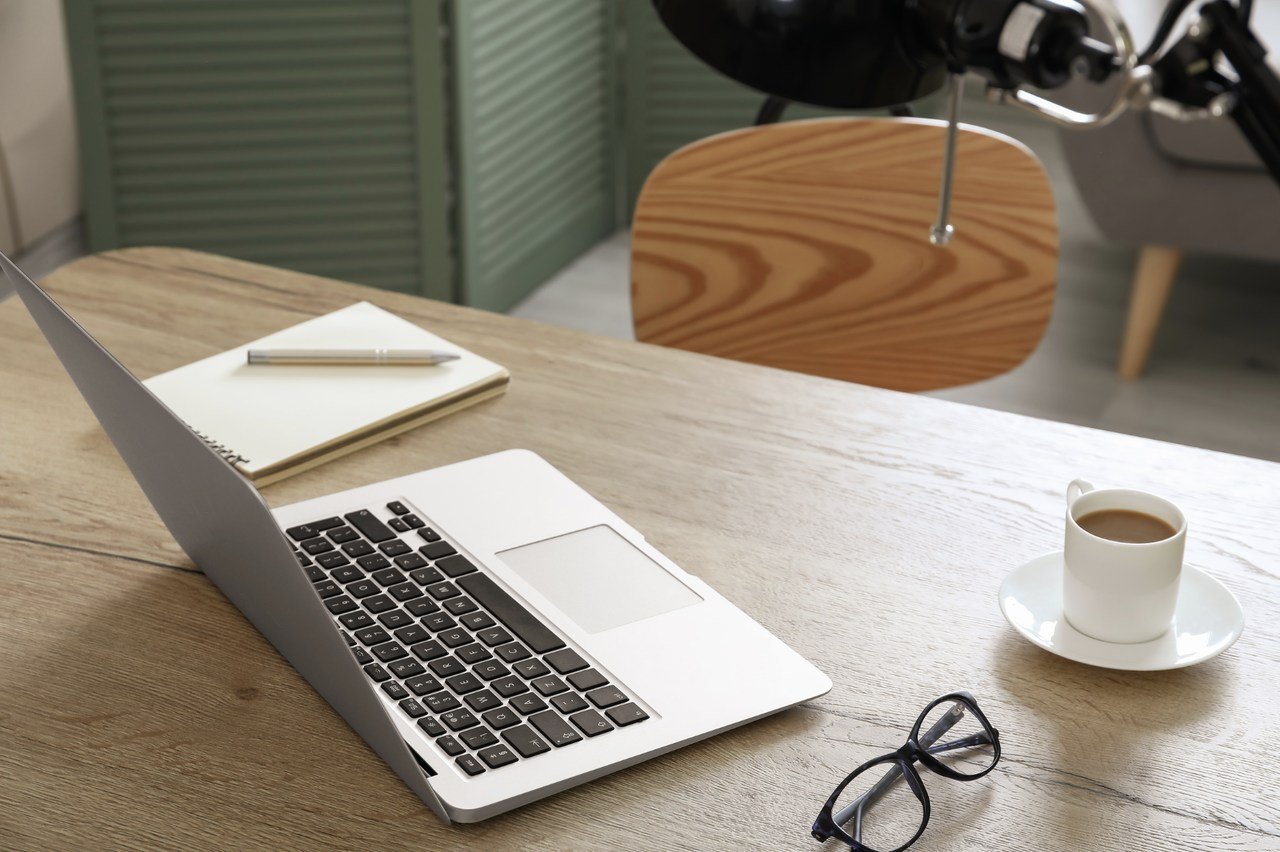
[832,704,968,837]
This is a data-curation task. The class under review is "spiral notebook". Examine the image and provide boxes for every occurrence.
[143,302,508,485]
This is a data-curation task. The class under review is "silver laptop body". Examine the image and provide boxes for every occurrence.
[5,254,830,822]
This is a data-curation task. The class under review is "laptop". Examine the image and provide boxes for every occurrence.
[3,253,831,823]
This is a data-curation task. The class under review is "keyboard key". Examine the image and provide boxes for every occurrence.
[304,564,326,582]
[351,647,372,665]
[419,527,442,543]
[311,517,344,531]
[294,550,312,567]
[347,580,378,599]
[607,703,649,727]
[530,711,583,748]
[460,726,498,750]
[328,526,358,543]
[389,582,425,602]
[382,681,409,700]
[406,674,443,696]
[473,660,510,681]
[491,676,529,698]
[403,514,426,529]
[316,551,349,569]
[371,567,406,587]
[409,567,445,586]
[531,675,569,696]
[510,694,548,716]
[405,597,441,617]
[418,716,446,737]
[339,610,374,630]
[325,595,358,614]
[477,627,512,647]
[358,553,391,572]
[587,685,627,709]
[426,581,461,600]
[512,658,550,679]
[419,541,457,560]
[387,501,410,516]
[503,725,551,758]
[380,540,411,557]
[436,735,464,756]
[436,554,478,578]
[362,594,396,614]
[459,611,496,631]
[371,641,408,662]
[363,662,390,682]
[446,673,482,694]
[441,709,480,731]
[355,626,391,646]
[455,643,491,665]
[286,523,319,541]
[342,541,374,558]
[331,565,364,584]
[302,537,335,555]
[425,693,461,713]
[495,642,532,664]
[465,689,501,712]
[395,553,428,571]
[411,640,446,661]
[343,631,356,646]
[394,625,431,646]
[389,658,425,679]
[388,517,410,533]
[377,609,414,630]
[551,692,589,714]
[477,744,518,769]
[456,754,487,776]
[313,580,341,599]
[428,656,464,677]
[457,573,563,652]
[570,709,614,737]
[482,707,520,730]
[422,613,456,632]
[438,628,472,649]
[545,648,589,674]
[444,597,478,616]
[567,669,609,692]
[399,697,426,718]
[344,509,395,543]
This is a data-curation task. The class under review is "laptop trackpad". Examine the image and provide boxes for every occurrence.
[497,525,701,633]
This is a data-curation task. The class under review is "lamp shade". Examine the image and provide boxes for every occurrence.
[652,0,950,109]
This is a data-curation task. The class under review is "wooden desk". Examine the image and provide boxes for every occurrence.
[2,249,1277,851]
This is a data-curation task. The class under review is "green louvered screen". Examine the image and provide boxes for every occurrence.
[64,0,452,298]
[450,0,620,312]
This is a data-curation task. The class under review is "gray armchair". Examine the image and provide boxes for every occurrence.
[1059,0,1280,378]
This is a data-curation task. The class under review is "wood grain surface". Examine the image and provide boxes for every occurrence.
[631,118,1058,392]
[1,249,1277,851]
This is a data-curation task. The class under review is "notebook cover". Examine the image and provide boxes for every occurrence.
[143,302,509,484]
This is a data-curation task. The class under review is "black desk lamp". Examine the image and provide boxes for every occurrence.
[653,0,1280,242]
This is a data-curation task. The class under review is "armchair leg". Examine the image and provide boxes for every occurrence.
[1118,245,1181,380]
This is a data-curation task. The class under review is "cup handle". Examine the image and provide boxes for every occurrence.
[1066,479,1095,505]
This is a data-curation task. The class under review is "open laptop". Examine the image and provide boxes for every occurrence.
[3,253,830,823]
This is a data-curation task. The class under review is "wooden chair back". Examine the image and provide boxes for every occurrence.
[630,118,1057,391]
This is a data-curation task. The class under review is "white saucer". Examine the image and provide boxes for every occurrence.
[998,552,1244,671]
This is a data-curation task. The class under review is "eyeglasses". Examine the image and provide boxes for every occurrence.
[811,691,1001,851]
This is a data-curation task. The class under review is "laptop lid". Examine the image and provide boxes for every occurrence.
[2,253,449,822]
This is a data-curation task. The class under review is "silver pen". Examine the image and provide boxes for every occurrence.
[246,348,460,366]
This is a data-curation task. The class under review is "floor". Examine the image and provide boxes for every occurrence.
[512,100,1280,464]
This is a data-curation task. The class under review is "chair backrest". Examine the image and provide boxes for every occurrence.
[631,117,1057,392]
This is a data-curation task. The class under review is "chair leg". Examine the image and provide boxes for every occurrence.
[1118,245,1182,380]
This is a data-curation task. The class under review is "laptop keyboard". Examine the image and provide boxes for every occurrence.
[286,501,649,778]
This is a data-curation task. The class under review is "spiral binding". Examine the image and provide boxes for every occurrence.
[191,428,251,468]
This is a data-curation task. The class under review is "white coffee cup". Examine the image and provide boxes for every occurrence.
[1063,479,1187,644]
